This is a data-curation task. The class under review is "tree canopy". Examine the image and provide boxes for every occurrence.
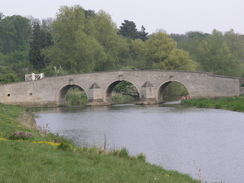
[118,20,148,41]
[42,6,129,74]
[29,21,53,71]
[0,15,31,54]
[130,32,198,71]
[1,6,244,84]
[171,30,244,76]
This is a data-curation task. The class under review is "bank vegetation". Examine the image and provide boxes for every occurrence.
[0,103,198,183]
[181,95,244,112]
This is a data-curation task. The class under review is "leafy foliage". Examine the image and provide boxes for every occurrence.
[0,15,31,54]
[0,73,18,83]
[1,7,244,83]
[113,81,138,97]
[29,22,53,71]
[43,6,129,73]
[118,20,148,41]
[130,32,198,70]
[171,30,244,76]
[163,82,189,101]
[182,95,244,112]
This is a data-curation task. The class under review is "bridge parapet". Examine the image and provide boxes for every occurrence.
[0,70,242,107]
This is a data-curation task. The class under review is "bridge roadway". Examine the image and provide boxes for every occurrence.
[0,70,243,107]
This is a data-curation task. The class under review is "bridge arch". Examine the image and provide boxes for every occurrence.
[56,84,88,106]
[157,80,190,103]
[104,79,141,104]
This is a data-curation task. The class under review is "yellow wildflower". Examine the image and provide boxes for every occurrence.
[0,137,8,141]
[33,141,60,146]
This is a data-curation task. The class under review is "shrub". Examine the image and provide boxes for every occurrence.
[137,153,146,162]
[118,148,129,158]
[57,141,73,151]
[214,104,222,109]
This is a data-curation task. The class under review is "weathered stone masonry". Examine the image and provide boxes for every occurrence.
[0,70,243,107]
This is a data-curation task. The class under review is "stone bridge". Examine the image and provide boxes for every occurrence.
[0,70,243,107]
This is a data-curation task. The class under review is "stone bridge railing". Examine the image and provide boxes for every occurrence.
[0,70,243,107]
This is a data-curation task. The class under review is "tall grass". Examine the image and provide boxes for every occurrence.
[112,92,138,104]
[0,103,199,183]
[182,95,244,112]
[65,87,88,106]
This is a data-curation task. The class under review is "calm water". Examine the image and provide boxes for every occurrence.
[35,104,244,183]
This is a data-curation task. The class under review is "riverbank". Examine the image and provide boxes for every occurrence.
[0,103,198,183]
[181,95,244,112]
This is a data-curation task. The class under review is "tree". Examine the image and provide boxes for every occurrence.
[171,31,209,61]
[118,20,148,41]
[147,32,198,70]
[2,51,29,79]
[45,5,103,73]
[224,30,244,76]
[197,30,241,76]
[129,32,198,71]
[0,15,31,54]
[43,5,129,73]
[118,20,138,39]
[93,10,129,71]
[29,22,53,71]
[0,15,31,81]
[130,39,148,69]
[41,18,54,32]
[171,30,244,76]
[0,12,4,20]
[137,26,148,41]
[0,73,18,83]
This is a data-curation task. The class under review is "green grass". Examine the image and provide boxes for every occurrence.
[65,88,88,106]
[0,103,199,183]
[112,93,138,104]
[181,95,244,112]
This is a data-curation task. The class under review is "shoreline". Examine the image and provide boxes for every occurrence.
[0,103,198,183]
[181,95,244,112]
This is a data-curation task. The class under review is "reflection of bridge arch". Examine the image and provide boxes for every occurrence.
[157,80,190,103]
[56,84,87,107]
[104,79,141,103]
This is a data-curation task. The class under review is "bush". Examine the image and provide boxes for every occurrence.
[57,141,73,151]
[118,148,129,158]
[137,153,146,162]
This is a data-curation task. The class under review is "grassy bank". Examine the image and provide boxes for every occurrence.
[112,93,138,104]
[181,95,244,112]
[0,103,198,183]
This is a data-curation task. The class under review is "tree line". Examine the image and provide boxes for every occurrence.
[0,5,244,84]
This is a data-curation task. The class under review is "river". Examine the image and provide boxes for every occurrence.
[35,103,244,183]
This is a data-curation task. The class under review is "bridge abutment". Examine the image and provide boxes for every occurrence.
[136,81,158,105]
[0,70,242,107]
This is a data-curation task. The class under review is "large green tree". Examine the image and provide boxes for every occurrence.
[0,14,31,81]
[43,5,129,73]
[171,30,244,77]
[130,32,198,71]
[197,30,242,76]
[92,11,129,71]
[224,30,244,76]
[29,22,53,71]
[118,20,138,39]
[118,20,148,41]
[0,15,31,54]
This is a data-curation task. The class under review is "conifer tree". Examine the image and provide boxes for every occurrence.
[29,22,53,71]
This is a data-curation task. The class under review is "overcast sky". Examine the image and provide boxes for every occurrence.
[1,0,243,34]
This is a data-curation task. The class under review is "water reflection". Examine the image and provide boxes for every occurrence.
[35,104,244,183]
